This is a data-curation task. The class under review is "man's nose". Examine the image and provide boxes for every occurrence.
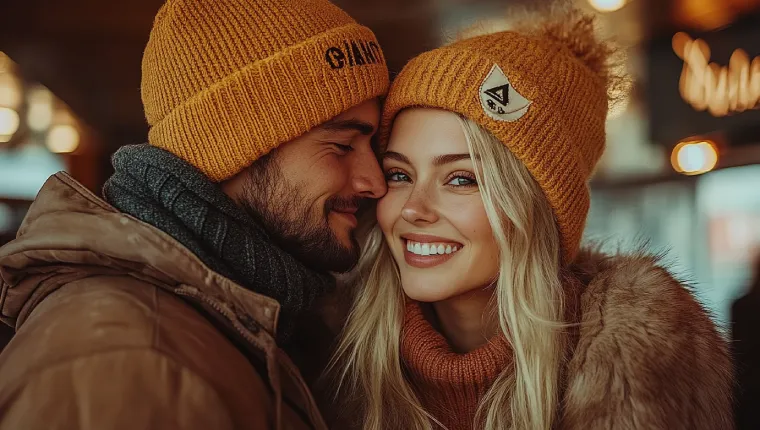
[351,149,387,199]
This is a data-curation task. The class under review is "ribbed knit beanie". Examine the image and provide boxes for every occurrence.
[381,8,617,263]
[142,0,389,182]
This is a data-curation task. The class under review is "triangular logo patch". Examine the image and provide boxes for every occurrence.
[479,64,532,122]
[484,84,510,106]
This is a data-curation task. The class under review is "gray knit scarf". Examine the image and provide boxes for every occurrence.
[102,144,335,343]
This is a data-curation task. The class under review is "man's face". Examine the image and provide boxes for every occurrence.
[221,99,386,273]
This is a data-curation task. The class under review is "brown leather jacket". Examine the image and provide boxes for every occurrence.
[0,173,328,430]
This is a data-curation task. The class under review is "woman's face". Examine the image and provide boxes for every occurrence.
[377,108,500,302]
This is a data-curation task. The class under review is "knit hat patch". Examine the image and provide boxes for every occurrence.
[325,39,384,70]
[479,64,533,122]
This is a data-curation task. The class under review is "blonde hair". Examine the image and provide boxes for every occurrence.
[328,115,568,429]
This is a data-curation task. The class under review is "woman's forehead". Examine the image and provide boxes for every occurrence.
[388,108,469,159]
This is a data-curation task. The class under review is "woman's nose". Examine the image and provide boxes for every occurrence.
[401,191,438,225]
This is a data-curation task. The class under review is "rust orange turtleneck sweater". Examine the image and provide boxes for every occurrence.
[400,301,512,430]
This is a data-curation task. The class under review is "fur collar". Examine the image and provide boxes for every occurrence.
[561,249,733,429]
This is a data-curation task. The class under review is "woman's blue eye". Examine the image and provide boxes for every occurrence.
[386,172,410,182]
[447,176,476,186]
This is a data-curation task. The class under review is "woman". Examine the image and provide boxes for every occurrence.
[328,7,733,430]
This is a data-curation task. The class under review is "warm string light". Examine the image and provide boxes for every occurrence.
[673,32,760,117]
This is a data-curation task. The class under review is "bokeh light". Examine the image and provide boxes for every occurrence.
[45,124,80,153]
[671,140,719,175]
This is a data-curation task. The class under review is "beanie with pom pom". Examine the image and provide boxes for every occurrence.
[381,8,613,263]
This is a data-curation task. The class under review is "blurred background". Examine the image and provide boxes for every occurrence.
[1,0,760,328]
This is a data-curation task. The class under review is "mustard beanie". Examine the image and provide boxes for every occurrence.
[142,0,389,182]
[381,9,615,263]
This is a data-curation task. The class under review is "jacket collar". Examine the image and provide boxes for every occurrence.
[0,172,281,338]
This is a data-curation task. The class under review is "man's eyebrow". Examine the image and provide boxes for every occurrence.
[320,118,376,136]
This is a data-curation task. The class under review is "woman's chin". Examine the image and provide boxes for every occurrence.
[401,284,456,303]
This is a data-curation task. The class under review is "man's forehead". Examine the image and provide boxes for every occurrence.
[318,113,378,137]
[328,100,380,125]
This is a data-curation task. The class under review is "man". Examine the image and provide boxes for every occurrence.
[0,0,388,428]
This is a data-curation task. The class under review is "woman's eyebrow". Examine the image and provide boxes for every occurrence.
[381,151,411,164]
[380,152,472,166]
[432,153,470,166]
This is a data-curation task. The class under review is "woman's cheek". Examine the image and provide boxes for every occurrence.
[376,189,402,233]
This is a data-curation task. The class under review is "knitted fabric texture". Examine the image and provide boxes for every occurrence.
[401,302,512,430]
[381,31,608,263]
[142,0,389,182]
[102,144,335,343]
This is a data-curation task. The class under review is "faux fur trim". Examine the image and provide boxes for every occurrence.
[561,249,734,429]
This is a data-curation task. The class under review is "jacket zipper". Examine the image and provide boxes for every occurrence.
[174,286,285,430]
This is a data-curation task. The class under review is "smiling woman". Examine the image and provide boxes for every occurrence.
[377,108,501,305]
[326,5,733,430]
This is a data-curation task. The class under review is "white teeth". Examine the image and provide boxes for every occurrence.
[404,240,461,256]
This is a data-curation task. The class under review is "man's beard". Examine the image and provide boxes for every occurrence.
[237,152,364,273]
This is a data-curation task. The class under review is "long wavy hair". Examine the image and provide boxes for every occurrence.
[327,114,569,429]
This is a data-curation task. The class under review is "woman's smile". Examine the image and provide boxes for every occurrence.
[401,233,464,268]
